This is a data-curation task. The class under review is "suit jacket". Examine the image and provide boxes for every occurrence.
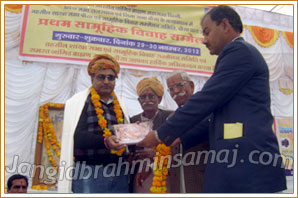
[169,112,210,193]
[157,38,287,193]
[180,117,210,192]
[182,142,209,193]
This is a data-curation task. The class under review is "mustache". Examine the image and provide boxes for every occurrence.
[173,91,186,99]
[142,102,155,106]
[101,85,112,88]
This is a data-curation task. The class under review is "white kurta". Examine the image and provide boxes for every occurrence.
[57,88,130,193]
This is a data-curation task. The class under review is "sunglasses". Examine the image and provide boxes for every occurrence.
[167,81,187,92]
[139,94,157,100]
[96,74,116,81]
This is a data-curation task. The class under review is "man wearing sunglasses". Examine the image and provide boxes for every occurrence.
[129,77,174,193]
[58,54,130,193]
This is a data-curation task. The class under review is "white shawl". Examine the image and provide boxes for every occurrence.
[57,88,130,193]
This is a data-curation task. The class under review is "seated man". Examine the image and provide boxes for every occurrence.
[130,77,174,193]
[7,174,28,193]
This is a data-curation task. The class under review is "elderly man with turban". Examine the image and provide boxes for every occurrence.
[133,77,169,124]
[58,54,130,193]
[129,77,176,193]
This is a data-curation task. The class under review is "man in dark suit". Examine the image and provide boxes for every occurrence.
[138,5,287,193]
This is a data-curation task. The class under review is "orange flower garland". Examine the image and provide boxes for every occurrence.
[31,184,48,190]
[38,103,64,169]
[90,87,125,156]
[150,143,171,193]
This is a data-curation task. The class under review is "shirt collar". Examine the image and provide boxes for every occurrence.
[232,36,242,42]
[141,109,159,121]
[100,95,114,105]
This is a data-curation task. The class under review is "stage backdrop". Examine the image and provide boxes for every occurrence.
[19,5,217,76]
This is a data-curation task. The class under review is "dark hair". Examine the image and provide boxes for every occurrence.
[7,174,28,190]
[204,5,243,33]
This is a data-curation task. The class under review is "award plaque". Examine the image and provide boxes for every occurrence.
[114,122,151,144]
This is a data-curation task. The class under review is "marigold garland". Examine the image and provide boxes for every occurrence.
[38,103,64,169]
[90,87,125,156]
[150,143,171,193]
[31,184,48,190]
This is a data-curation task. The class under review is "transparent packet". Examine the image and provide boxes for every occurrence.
[113,121,151,145]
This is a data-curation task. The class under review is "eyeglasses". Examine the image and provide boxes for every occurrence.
[96,74,116,81]
[139,94,157,100]
[167,81,187,92]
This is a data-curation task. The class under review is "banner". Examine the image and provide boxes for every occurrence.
[19,5,217,75]
[275,117,293,176]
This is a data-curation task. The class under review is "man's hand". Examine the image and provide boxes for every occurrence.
[137,130,160,148]
[134,148,155,160]
[136,168,152,187]
[170,138,181,147]
[106,135,127,150]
